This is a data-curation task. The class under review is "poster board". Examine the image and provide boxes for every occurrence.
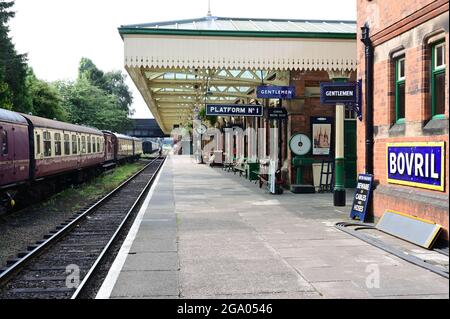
[311,117,332,156]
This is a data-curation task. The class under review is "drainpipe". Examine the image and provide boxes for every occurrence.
[361,24,374,175]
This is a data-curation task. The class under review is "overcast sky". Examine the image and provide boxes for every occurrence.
[9,0,356,118]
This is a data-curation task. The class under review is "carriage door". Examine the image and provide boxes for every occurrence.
[1,126,13,178]
[77,135,81,166]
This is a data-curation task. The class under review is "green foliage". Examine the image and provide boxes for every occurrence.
[198,107,217,126]
[78,57,134,115]
[57,77,132,132]
[0,0,31,112]
[0,79,13,110]
[26,68,67,120]
[103,70,133,114]
[1,4,133,133]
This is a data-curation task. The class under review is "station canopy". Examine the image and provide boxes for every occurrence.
[119,16,357,133]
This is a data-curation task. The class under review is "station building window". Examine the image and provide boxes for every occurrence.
[345,106,357,119]
[54,133,62,156]
[72,135,77,154]
[64,134,70,155]
[43,131,52,157]
[1,130,7,155]
[395,57,406,123]
[431,41,446,119]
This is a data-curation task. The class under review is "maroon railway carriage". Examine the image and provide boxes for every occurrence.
[102,130,117,166]
[20,113,105,180]
[114,133,135,162]
[0,109,30,190]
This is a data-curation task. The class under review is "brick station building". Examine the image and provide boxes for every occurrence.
[357,0,449,239]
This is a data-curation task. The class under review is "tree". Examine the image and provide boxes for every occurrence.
[0,0,31,112]
[103,70,133,114]
[57,77,131,132]
[26,68,67,120]
[78,57,134,115]
[78,57,106,89]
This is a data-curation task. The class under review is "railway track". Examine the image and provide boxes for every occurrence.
[0,157,165,299]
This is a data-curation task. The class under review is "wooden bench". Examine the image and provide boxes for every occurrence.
[232,160,247,177]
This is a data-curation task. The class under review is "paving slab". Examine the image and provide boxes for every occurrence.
[110,270,179,298]
[104,155,448,299]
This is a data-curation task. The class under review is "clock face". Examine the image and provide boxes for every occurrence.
[195,124,208,135]
[289,134,311,156]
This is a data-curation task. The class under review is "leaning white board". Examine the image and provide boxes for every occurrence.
[376,210,442,249]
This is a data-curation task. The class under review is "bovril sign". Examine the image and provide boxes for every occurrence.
[387,142,445,191]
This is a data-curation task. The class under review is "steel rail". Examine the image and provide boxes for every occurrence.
[70,157,165,299]
[0,157,163,289]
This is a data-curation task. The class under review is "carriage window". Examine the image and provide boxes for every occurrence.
[92,137,96,153]
[72,135,78,154]
[81,136,86,154]
[1,130,7,155]
[36,134,41,156]
[87,136,91,153]
[43,131,52,157]
[54,133,62,156]
[97,137,100,153]
[64,134,70,155]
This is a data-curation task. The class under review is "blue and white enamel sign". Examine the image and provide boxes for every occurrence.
[256,86,295,99]
[206,104,263,117]
[320,82,357,104]
[387,142,445,191]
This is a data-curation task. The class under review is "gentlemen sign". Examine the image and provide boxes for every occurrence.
[257,86,295,99]
[387,142,445,191]
[350,174,374,221]
[320,82,357,104]
[206,104,263,117]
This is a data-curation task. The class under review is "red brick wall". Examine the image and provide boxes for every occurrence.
[287,70,356,185]
[358,0,438,36]
[357,0,449,239]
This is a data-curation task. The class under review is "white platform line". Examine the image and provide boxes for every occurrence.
[95,158,167,299]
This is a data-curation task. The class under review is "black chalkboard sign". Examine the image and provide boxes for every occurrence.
[350,174,373,221]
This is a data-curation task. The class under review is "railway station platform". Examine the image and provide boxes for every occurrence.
[97,155,449,299]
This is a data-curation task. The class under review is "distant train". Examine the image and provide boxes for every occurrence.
[143,140,160,154]
[0,108,143,210]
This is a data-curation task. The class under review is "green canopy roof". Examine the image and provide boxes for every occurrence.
[120,16,356,38]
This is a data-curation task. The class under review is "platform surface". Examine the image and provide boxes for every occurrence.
[99,155,449,299]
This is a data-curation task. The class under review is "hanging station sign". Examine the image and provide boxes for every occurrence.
[256,86,295,99]
[206,104,263,117]
[387,142,445,191]
[320,82,357,104]
[350,174,374,221]
[266,107,288,120]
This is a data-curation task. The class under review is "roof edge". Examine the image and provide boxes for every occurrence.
[120,16,356,29]
[118,27,356,40]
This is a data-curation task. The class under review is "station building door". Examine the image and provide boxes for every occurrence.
[344,107,357,188]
